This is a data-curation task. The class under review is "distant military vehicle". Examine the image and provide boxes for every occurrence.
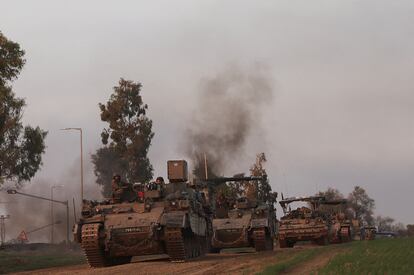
[319,199,353,243]
[278,196,330,248]
[207,176,277,252]
[73,160,211,267]
[352,219,361,240]
[361,226,377,240]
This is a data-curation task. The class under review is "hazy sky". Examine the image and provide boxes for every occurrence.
[1,0,413,230]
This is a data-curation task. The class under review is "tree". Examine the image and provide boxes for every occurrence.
[92,78,154,196]
[375,215,395,232]
[406,225,414,236]
[0,32,25,86]
[316,188,344,201]
[249,153,275,203]
[315,188,354,218]
[348,186,375,226]
[214,153,275,204]
[391,222,406,236]
[0,31,47,186]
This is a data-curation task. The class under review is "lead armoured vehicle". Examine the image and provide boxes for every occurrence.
[278,196,330,248]
[208,176,277,252]
[73,160,211,267]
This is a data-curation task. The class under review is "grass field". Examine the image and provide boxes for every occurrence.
[318,237,414,274]
[0,247,85,274]
[260,237,414,275]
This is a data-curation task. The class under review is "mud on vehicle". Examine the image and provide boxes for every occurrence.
[319,199,354,243]
[278,196,330,248]
[73,160,211,267]
[211,196,277,252]
[204,175,277,253]
[361,226,376,240]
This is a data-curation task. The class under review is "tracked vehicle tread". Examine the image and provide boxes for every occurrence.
[253,228,267,251]
[165,228,205,262]
[81,223,106,267]
[165,227,186,262]
[340,227,350,242]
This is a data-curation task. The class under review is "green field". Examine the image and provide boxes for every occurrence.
[318,237,414,275]
[0,247,85,274]
[260,237,414,275]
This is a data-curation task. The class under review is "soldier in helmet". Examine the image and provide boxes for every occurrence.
[111,174,132,203]
[112,174,122,203]
[155,176,165,190]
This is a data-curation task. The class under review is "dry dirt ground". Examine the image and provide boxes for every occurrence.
[13,246,336,275]
[13,251,284,275]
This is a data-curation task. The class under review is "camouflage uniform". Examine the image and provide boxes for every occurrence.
[112,175,133,203]
[112,175,123,203]
[155,176,165,191]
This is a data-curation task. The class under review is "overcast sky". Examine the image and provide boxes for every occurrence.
[1,0,413,231]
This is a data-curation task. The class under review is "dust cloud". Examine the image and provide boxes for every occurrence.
[0,158,101,243]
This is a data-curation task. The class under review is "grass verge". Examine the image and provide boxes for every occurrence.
[0,248,85,274]
[318,237,414,275]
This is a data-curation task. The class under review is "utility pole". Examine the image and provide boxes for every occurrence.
[51,185,63,244]
[0,214,10,246]
[7,189,70,244]
[60,128,84,203]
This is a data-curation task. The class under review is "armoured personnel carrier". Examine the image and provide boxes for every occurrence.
[73,160,211,267]
[278,196,329,248]
[320,199,353,243]
[361,226,376,240]
[207,176,277,252]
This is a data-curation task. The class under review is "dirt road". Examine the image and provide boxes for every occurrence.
[13,244,339,275]
[14,250,291,275]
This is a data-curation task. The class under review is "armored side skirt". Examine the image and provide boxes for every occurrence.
[279,226,328,241]
[108,226,164,257]
[212,228,250,248]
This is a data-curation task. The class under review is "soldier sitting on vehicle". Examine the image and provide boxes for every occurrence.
[147,176,165,191]
[111,174,133,203]
[155,176,165,189]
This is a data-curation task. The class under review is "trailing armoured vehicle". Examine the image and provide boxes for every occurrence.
[319,199,353,243]
[73,160,211,267]
[361,226,376,240]
[278,196,330,248]
[207,176,277,252]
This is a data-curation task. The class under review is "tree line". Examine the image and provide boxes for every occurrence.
[316,187,413,236]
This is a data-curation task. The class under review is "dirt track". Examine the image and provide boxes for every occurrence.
[13,245,337,275]
[14,250,290,275]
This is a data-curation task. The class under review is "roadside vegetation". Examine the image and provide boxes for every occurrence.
[318,237,414,275]
[0,247,85,274]
[259,237,414,275]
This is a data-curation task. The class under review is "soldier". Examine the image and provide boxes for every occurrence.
[155,176,165,190]
[112,174,123,203]
[111,174,132,203]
